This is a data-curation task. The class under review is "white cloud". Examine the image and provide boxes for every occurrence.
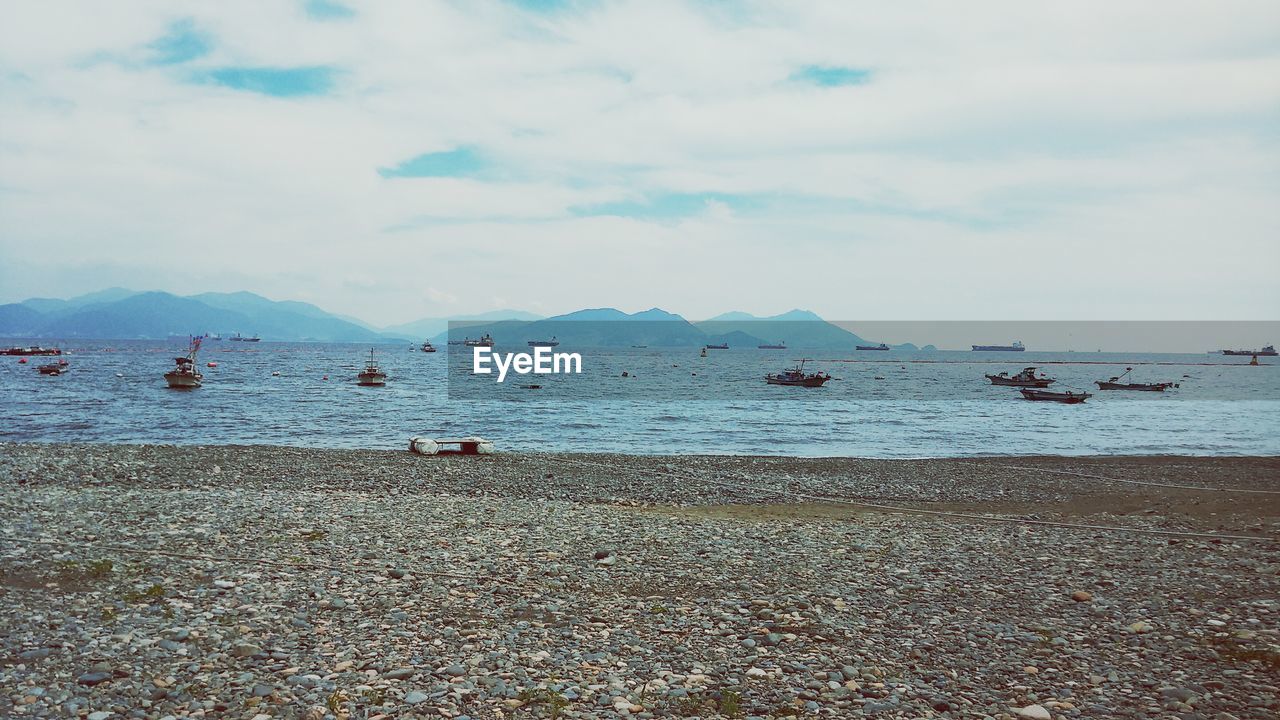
[1,0,1278,323]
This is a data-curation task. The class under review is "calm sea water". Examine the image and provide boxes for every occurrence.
[2,340,1277,457]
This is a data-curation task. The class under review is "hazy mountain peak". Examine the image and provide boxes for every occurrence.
[705,309,825,322]
[629,307,686,321]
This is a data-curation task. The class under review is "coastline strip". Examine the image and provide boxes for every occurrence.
[549,455,1280,543]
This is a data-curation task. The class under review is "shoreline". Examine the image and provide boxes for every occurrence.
[2,443,1278,719]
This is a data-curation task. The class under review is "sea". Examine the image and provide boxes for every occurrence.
[2,340,1278,457]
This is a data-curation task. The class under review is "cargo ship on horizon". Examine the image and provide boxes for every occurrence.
[1221,344,1276,356]
[972,341,1025,352]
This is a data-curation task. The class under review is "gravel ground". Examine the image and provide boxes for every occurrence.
[1,443,1277,720]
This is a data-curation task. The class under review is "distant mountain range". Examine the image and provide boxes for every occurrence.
[1,290,393,343]
[443,307,881,349]
[0,289,899,348]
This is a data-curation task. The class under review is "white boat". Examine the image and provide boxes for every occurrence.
[165,337,204,389]
[463,334,495,347]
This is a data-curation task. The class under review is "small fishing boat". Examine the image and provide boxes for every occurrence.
[704,343,729,350]
[758,342,787,349]
[37,361,67,375]
[421,340,437,353]
[463,334,495,347]
[356,348,387,386]
[1020,388,1090,403]
[164,337,203,389]
[1095,367,1176,391]
[766,359,832,387]
[856,343,890,351]
[986,367,1054,387]
[528,337,559,347]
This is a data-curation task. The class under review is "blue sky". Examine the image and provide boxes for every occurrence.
[0,1,1277,323]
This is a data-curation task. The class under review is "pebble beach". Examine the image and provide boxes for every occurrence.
[2,443,1278,719]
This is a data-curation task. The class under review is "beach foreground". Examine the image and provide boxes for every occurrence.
[1,444,1278,719]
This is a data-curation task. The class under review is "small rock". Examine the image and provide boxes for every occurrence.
[77,672,112,686]
[1071,591,1092,602]
[1015,704,1052,720]
[405,691,430,704]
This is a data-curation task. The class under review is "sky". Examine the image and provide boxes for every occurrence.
[1,0,1278,326]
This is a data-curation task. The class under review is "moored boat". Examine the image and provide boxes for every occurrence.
[972,341,1025,352]
[1095,367,1176,391]
[856,343,890,351]
[164,337,203,389]
[528,337,559,347]
[1020,388,1091,403]
[1222,344,1276,356]
[357,348,387,386]
[463,334,495,347]
[37,361,68,375]
[985,367,1054,387]
[765,359,832,387]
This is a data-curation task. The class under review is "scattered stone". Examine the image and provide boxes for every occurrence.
[76,672,112,686]
[1015,704,1052,720]
[1,446,1274,720]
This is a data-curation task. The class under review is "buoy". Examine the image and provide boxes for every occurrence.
[206,362,217,368]
[621,371,629,377]
[1250,355,1259,366]
[272,371,280,376]
[323,375,329,381]
[115,373,123,378]
[18,358,27,364]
